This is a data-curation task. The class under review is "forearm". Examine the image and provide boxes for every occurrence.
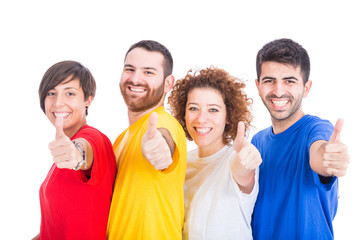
[231,159,256,194]
[309,140,332,177]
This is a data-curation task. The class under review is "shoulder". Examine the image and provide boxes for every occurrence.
[75,125,112,148]
[251,126,271,144]
[303,115,333,129]
[156,108,186,140]
[302,115,334,139]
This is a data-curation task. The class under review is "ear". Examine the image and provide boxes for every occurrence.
[85,95,94,107]
[255,79,260,92]
[303,80,312,98]
[164,75,175,93]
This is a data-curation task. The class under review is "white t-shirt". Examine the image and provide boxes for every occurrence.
[183,144,259,240]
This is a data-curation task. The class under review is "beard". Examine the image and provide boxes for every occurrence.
[263,94,303,122]
[121,80,165,112]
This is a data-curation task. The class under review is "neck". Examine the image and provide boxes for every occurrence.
[127,104,163,126]
[65,121,86,139]
[272,111,305,134]
[198,142,226,158]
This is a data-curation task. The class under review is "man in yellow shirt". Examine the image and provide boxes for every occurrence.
[107,40,187,240]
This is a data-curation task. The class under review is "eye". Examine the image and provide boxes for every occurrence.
[188,106,198,111]
[124,67,134,72]
[263,79,274,84]
[286,80,296,84]
[144,70,155,75]
[46,91,55,96]
[209,108,219,112]
[66,92,75,96]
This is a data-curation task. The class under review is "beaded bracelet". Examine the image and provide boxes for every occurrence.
[72,141,87,171]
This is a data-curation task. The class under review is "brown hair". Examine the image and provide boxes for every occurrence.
[38,60,96,115]
[168,66,253,143]
[125,40,173,79]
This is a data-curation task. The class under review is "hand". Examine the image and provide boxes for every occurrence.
[233,121,262,174]
[141,112,172,170]
[48,115,81,169]
[323,118,349,177]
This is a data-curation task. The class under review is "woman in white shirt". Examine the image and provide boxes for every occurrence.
[168,66,262,240]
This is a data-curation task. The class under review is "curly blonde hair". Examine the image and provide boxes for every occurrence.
[168,66,253,143]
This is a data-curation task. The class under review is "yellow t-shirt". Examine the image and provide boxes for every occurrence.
[107,107,187,240]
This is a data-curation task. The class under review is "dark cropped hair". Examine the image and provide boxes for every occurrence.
[39,60,96,114]
[168,66,253,143]
[125,40,173,78]
[256,38,311,84]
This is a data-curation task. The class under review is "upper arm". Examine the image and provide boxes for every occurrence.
[72,137,94,171]
[158,128,175,156]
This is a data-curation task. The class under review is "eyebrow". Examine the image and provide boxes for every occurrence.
[261,76,298,81]
[124,64,158,72]
[187,102,223,108]
[283,77,298,81]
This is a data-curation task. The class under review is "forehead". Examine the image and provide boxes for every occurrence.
[125,47,164,71]
[53,76,81,90]
[260,61,302,78]
[188,87,225,104]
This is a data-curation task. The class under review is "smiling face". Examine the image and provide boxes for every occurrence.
[120,47,168,113]
[185,87,227,157]
[44,77,92,138]
[256,61,312,132]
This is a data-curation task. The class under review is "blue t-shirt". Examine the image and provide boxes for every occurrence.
[251,115,338,240]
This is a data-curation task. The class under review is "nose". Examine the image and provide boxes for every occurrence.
[195,109,209,123]
[129,70,143,85]
[272,81,286,97]
[55,94,65,107]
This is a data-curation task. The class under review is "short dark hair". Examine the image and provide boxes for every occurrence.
[125,40,173,78]
[39,60,96,114]
[256,38,311,84]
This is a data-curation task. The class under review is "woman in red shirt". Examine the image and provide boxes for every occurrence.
[33,60,117,240]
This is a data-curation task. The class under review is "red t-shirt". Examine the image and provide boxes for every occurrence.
[39,125,117,240]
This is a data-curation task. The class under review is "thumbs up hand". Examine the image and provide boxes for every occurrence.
[48,115,82,169]
[231,122,262,193]
[233,121,262,173]
[141,112,172,170]
[323,119,349,177]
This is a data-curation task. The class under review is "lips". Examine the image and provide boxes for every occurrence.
[128,86,146,93]
[272,99,289,107]
[194,127,212,134]
[53,112,70,118]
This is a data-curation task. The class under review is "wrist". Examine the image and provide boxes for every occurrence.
[72,141,87,170]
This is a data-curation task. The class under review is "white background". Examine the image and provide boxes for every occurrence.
[1,0,359,238]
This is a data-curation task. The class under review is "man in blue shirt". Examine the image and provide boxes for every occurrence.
[251,38,350,239]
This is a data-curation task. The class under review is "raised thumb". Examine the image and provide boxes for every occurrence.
[55,114,65,138]
[233,121,245,152]
[329,118,344,143]
[145,112,158,139]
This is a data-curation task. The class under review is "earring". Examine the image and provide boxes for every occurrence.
[86,106,89,116]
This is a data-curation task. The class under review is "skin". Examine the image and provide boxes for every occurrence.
[185,87,261,193]
[33,78,95,240]
[120,47,176,170]
[45,78,94,171]
[256,61,349,177]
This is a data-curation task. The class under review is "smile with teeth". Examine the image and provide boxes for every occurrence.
[54,112,70,118]
[129,86,146,93]
[272,99,289,107]
[195,127,212,134]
